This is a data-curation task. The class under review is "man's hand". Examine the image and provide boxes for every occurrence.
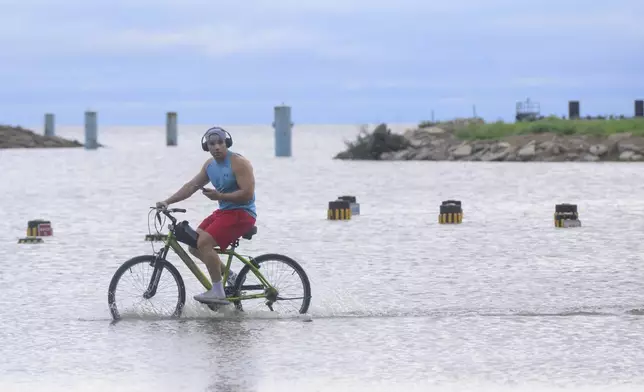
[156,201,169,209]
[202,187,222,200]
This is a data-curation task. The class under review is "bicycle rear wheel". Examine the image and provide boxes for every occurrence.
[108,255,186,320]
[232,253,311,315]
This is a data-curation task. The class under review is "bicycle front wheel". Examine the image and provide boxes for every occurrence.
[232,253,312,315]
[108,255,186,320]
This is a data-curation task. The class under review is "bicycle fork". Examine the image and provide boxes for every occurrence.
[143,253,165,300]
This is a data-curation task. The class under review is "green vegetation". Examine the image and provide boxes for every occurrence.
[419,117,644,141]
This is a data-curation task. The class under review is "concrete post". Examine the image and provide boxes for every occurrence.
[166,112,177,146]
[273,105,292,157]
[635,100,643,117]
[568,101,580,119]
[84,111,98,150]
[44,113,55,137]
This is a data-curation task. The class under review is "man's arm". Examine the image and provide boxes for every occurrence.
[219,155,255,203]
[163,159,212,205]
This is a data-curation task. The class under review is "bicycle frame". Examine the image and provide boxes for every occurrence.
[153,229,274,302]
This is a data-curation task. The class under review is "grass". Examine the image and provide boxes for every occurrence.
[420,117,644,141]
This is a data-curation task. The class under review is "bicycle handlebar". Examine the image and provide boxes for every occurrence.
[149,206,187,226]
[153,207,186,213]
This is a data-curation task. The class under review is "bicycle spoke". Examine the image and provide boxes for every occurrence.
[110,258,184,319]
[234,255,310,316]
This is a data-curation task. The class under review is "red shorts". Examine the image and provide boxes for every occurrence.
[198,209,256,250]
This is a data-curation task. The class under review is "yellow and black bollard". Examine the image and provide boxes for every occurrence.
[338,196,360,217]
[27,219,53,237]
[18,237,43,244]
[327,200,352,220]
[19,219,52,244]
[438,200,463,224]
[337,195,360,215]
[554,203,581,228]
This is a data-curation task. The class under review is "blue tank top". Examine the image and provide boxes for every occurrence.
[205,151,257,218]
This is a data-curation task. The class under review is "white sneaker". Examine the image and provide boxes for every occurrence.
[193,290,230,305]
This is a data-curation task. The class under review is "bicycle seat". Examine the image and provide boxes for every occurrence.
[242,226,257,240]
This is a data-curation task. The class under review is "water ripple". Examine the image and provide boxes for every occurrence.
[2,124,644,391]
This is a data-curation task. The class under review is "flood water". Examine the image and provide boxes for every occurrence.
[2,123,644,391]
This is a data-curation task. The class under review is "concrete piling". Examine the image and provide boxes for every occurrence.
[44,113,55,137]
[84,111,98,150]
[273,105,292,157]
[166,112,177,146]
[568,101,580,119]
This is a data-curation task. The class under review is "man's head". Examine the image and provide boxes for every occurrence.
[201,127,232,160]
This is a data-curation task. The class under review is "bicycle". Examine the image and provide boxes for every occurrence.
[107,206,312,320]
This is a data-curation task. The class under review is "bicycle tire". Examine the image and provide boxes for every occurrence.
[232,253,312,314]
[107,255,186,320]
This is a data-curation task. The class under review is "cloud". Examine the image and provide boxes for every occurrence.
[490,8,644,36]
[0,16,384,65]
[0,21,340,59]
[509,75,644,90]
[0,0,642,125]
[94,26,329,56]
[2,0,642,62]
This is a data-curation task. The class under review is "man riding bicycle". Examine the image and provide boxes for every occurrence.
[156,126,257,306]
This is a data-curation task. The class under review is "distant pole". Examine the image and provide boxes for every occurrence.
[635,100,643,118]
[84,111,98,150]
[273,104,292,157]
[44,113,55,137]
[472,105,477,118]
[166,112,177,146]
[568,100,580,119]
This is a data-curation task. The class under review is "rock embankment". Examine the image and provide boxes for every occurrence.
[334,122,644,162]
[0,125,84,149]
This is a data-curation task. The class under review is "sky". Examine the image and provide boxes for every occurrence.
[0,0,643,127]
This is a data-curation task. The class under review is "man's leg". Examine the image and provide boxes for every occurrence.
[194,211,238,287]
[192,210,255,304]
[192,230,230,304]
[189,229,237,285]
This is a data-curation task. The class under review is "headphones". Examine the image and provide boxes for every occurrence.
[201,127,233,151]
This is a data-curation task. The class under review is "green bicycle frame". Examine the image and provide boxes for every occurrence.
[158,230,273,302]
